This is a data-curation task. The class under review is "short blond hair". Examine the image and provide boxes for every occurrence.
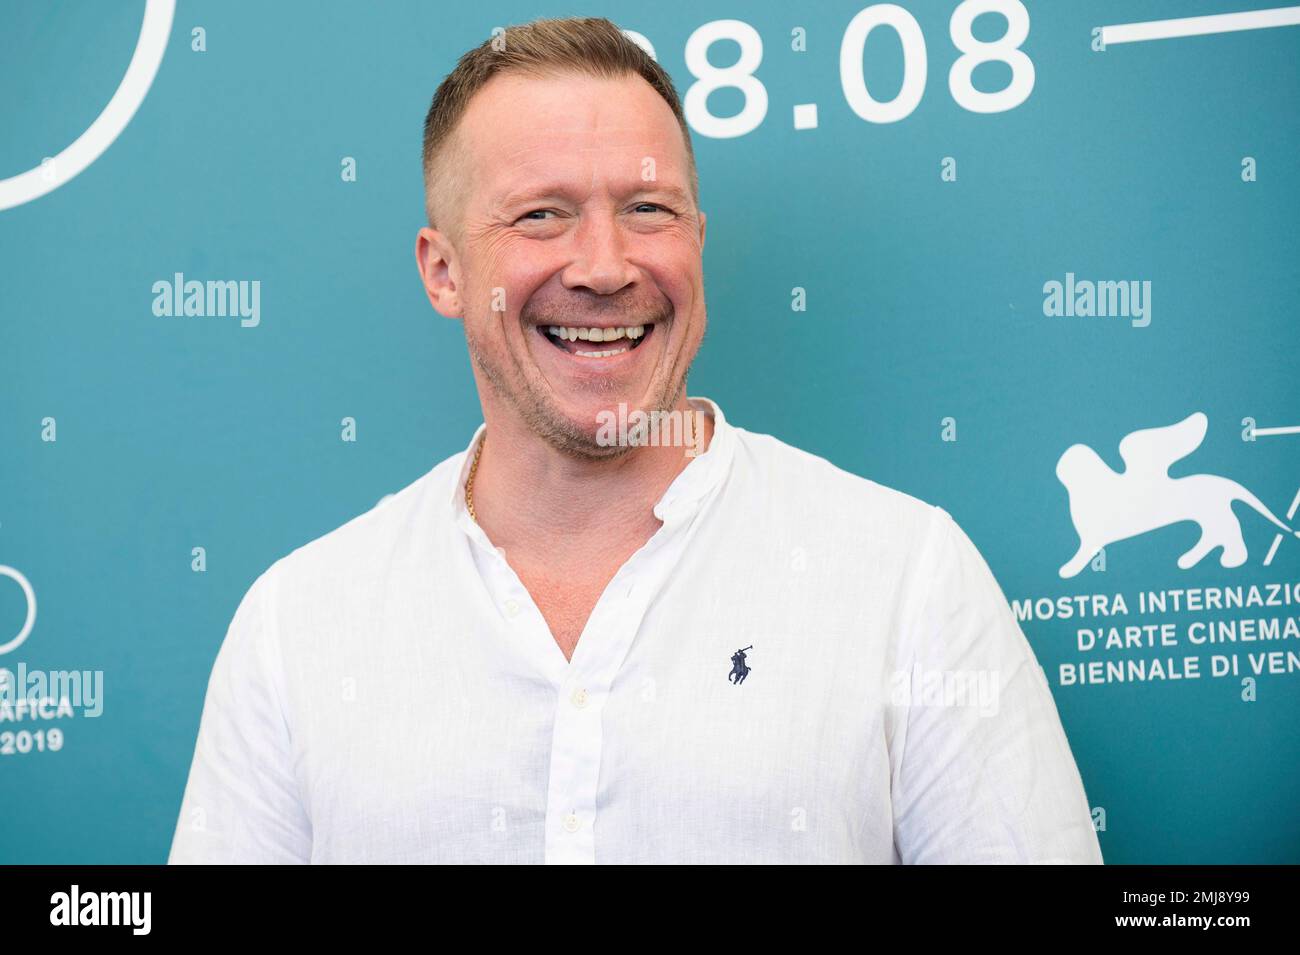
[420,16,698,238]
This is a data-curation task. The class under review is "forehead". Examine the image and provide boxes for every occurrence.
[456,70,692,205]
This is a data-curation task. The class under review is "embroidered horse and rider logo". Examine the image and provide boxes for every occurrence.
[728,645,752,685]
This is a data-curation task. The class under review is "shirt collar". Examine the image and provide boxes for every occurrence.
[449,395,736,540]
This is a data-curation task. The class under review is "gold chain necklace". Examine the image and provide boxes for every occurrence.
[464,431,485,523]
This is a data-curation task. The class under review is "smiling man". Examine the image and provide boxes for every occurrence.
[168,16,1102,865]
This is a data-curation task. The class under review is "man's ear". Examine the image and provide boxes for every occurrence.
[699,210,707,251]
[415,227,463,319]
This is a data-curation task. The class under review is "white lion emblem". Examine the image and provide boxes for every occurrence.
[1055,412,1298,578]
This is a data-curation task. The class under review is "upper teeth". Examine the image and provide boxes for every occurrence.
[547,325,646,342]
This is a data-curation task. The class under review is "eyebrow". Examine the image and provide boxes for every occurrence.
[493,183,693,211]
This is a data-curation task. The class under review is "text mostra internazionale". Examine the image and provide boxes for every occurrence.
[1012,581,1300,686]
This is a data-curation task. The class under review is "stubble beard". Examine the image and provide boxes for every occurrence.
[466,312,695,462]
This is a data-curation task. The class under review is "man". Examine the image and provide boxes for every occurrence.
[168,16,1102,864]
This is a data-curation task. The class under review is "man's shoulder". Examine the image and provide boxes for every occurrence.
[266,450,464,589]
[729,424,947,540]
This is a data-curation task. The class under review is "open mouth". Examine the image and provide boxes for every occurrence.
[537,322,655,359]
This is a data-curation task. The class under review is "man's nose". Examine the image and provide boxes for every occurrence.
[562,211,637,295]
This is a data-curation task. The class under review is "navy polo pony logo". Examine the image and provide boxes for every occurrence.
[728,645,752,685]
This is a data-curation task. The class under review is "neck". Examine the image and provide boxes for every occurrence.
[469,392,714,561]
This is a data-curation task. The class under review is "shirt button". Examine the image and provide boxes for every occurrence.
[503,598,520,618]
[570,687,589,708]
[562,813,581,833]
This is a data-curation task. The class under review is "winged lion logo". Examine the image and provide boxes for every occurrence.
[1055,412,1299,578]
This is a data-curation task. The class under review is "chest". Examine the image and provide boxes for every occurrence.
[505,535,653,661]
[295,613,896,862]
[515,570,611,661]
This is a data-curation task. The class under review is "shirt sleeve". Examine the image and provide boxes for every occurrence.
[889,507,1103,864]
[167,564,312,863]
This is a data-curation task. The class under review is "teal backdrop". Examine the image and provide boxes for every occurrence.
[1,0,1297,863]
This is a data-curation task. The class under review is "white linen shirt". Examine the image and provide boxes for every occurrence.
[167,396,1103,864]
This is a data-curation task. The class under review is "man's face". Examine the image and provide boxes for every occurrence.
[418,70,707,458]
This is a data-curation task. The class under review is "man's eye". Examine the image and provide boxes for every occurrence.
[633,203,671,214]
[519,209,555,221]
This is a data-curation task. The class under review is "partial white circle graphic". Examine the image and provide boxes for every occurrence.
[0,565,37,656]
[0,0,175,211]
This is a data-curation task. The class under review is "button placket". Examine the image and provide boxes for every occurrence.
[537,449,723,863]
[545,672,602,862]
[543,574,667,864]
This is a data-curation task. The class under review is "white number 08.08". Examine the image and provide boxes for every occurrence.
[668,0,1035,137]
